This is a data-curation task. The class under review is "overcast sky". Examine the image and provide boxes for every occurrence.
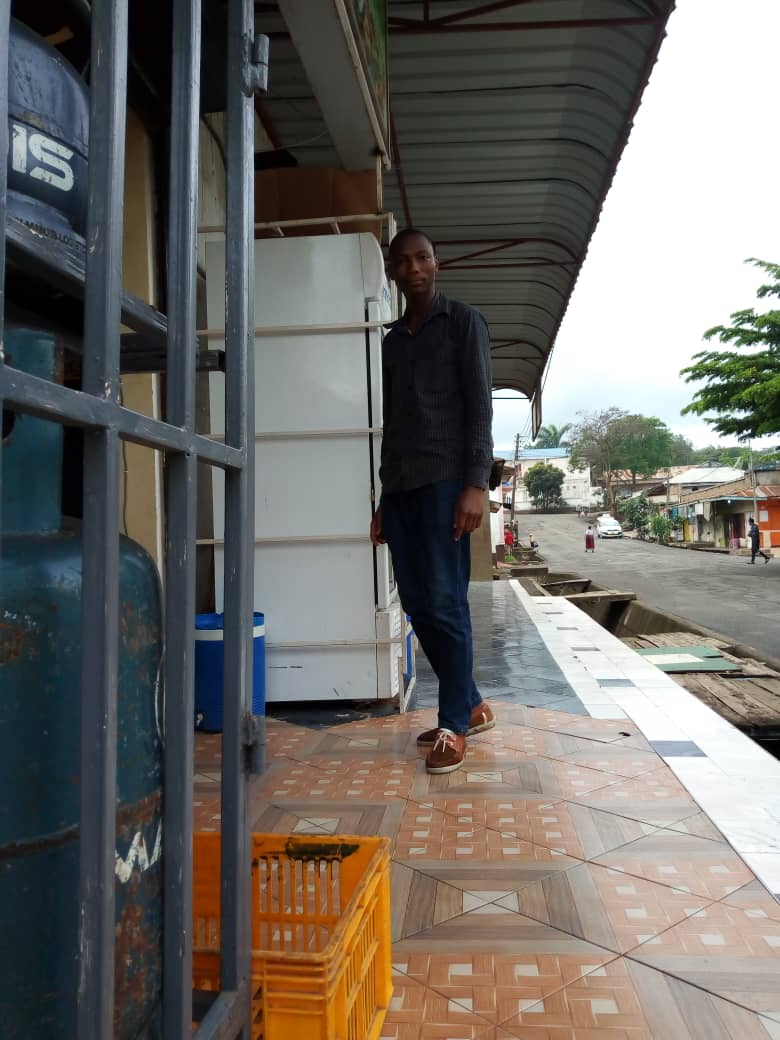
[493,0,780,456]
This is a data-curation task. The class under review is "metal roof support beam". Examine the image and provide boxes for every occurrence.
[390,111,413,227]
[439,237,579,268]
[389,17,662,33]
[491,339,545,356]
[438,260,577,270]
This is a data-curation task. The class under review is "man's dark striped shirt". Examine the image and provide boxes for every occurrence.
[380,292,493,494]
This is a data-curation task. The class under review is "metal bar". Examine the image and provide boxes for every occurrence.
[77,1,129,1033]
[388,16,661,33]
[195,983,253,1040]
[198,533,370,545]
[218,0,256,1034]
[208,427,382,442]
[7,216,169,344]
[162,0,201,1033]
[199,212,390,234]
[265,637,404,649]
[0,368,243,468]
[199,320,386,339]
[427,0,541,27]
[0,0,11,539]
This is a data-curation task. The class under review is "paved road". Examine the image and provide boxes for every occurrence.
[526,513,780,662]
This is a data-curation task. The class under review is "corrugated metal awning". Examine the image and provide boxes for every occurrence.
[257,1,676,410]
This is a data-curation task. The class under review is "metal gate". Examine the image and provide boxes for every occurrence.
[0,0,260,1035]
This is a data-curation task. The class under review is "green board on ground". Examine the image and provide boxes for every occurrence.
[636,646,740,673]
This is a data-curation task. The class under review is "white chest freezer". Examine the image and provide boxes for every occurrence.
[205,233,412,704]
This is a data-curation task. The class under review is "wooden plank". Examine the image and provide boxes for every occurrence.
[693,674,780,724]
[675,675,744,726]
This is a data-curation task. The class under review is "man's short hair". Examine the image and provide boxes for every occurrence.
[389,227,436,257]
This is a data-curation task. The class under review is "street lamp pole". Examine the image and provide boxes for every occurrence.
[510,432,521,530]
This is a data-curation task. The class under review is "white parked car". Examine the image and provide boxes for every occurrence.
[596,515,623,538]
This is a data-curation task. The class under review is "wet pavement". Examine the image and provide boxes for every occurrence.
[194,579,780,1039]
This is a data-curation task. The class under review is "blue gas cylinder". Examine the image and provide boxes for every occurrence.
[0,329,163,1037]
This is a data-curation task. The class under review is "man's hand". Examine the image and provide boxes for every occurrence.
[453,486,484,541]
[370,506,386,546]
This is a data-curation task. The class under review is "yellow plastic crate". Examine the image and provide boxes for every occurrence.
[193,833,392,1040]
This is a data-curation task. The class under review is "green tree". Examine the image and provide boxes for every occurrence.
[532,422,572,449]
[620,495,653,537]
[649,513,673,545]
[568,407,628,511]
[612,414,673,488]
[681,259,780,438]
[670,434,695,465]
[524,462,565,511]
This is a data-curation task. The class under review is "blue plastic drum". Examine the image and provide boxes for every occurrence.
[195,612,265,732]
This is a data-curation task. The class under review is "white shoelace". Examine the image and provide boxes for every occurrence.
[432,728,458,754]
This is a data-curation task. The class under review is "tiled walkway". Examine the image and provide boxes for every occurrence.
[195,582,780,1039]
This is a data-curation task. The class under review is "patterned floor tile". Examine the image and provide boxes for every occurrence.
[263,720,322,761]
[495,861,710,954]
[395,843,580,902]
[393,906,616,1023]
[414,798,656,860]
[723,880,780,923]
[326,707,438,733]
[381,971,495,1039]
[256,757,420,800]
[572,769,701,827]
[615,732,657,754]
[594,831,755,899]
[193,792,221,831]
[194,731,222,770]
[411,757,621,802]
[302,729,421,758]
[471,724,611,761]
[563,744,662,779]
[392,862,497,940]
[628,899,780,1017]
[504,708,638,742]
[499,956,780,1039]
[394,803,581,863]
[667,812,727,842]
[254,798,405,839]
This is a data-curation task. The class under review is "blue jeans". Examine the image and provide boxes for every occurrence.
[381,480,482,734]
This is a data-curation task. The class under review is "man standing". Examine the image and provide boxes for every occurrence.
[747,517,770,564]
[370,228,495,774]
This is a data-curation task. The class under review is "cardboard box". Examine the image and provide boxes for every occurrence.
[254,167,382,242]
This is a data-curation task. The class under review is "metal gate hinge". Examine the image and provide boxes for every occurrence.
[244,33,269,96]
[242,712,266,775]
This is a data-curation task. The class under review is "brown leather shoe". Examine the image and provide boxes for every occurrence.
[417,701,495,747]
[425,729,467,774]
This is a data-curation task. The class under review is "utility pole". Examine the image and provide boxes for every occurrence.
[748,441,759,523]
[510,432,521,529]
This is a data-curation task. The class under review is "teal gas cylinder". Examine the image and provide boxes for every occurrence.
[0,328,163,1037]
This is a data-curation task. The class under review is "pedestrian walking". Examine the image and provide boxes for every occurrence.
[504,527,515,551]
[370,228,495,775]
[747,517,770,564]
[585,524,596,552]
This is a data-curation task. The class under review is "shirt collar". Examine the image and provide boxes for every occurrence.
[385,291,449,331]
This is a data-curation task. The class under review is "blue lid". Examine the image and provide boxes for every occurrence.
[196,612,264,630]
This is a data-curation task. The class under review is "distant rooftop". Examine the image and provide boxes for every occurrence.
[518,448,571,459]
[668,465,745,485]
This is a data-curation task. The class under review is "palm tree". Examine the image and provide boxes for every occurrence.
[533,423,572,449]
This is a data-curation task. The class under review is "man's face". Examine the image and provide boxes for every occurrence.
[388,233,439,301]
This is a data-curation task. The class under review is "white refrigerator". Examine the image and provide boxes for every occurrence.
[205,233,413,705]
